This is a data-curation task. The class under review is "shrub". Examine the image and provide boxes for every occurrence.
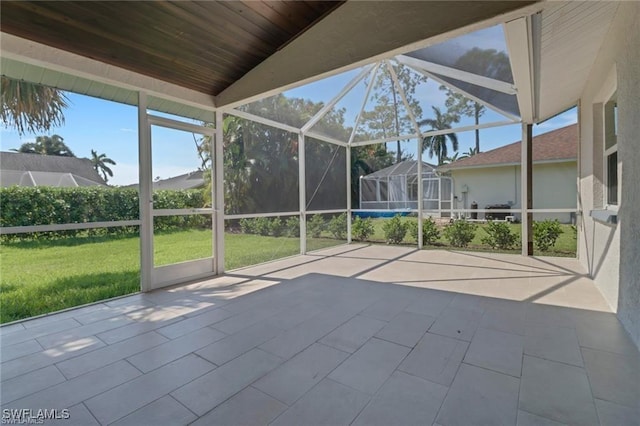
[328,213,347,240]
[253,217,271,236]
[269,217,285,237]
[481,221,518,250]
[408,217,441,245]
[285,216,300,237]
[533,219,563,251]
[0,186,206,241]
[307,214,325,238]
[351,216,374,241]
[239,218,255,234]
[382,215,409,244]
[443,219,477,248]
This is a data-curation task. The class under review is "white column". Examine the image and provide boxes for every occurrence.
[417,139,424,249]
[138,92,153,291]
[214,111,225,274]
[299,132,307,254]
[521,123,533,256]
[346,145,352,244]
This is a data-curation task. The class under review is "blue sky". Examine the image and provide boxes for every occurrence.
[0,24,576,185]
[0,86,577,186]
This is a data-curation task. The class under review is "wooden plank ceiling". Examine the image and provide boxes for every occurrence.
[0,1,343,96]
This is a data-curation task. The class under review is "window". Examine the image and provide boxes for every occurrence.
[604,92,618,206]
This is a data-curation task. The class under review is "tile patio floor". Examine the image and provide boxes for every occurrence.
[1,244,639,425]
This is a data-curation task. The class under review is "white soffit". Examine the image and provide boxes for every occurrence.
[537,1,619,121]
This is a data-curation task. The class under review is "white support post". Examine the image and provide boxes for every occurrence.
[299,132,307,254]
[346,145,352,244]
[214,110,225,274]
[138,91,153,292]
[521,123,533,256]
[438,180,442,218]
[417,138,424,249]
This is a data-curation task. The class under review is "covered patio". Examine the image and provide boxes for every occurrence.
[1,0,639,424]
[2,245,638,425]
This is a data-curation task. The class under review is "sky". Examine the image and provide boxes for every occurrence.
[0,24,577,186]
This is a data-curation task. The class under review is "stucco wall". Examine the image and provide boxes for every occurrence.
[578,2,639,348]
[450,161,577,223]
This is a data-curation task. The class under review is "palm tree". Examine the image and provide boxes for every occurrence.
[1,77,69,136]
[459,147,478,160]
[419,106,459,165]
[12,134,75,157]
[441,152,461,164]
[90,150,116,182]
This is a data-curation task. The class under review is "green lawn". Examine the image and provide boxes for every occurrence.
[0,219,575,324]
[0,230,339,323]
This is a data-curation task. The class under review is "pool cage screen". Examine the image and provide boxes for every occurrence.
[359,160,454,216]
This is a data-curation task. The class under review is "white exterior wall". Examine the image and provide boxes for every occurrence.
[450,161,577,223]
[578,2,639,348]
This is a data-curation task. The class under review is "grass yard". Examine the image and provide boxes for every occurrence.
[363,217,577,257]
[0,230,339,323]
[0,218,575,324]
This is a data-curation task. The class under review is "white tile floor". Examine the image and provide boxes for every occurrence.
[1,244,639,425]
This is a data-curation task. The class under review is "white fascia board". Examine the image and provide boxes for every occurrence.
[504,17,535,123]
[397,55,517,95]
[1,33,216,112]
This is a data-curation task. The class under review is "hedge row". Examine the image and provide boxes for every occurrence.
[0,186,207,240]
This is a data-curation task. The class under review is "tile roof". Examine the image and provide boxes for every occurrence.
[438,124,577,171]
[0,151,106,187]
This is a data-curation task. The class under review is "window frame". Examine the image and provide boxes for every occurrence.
[603,90,618,209]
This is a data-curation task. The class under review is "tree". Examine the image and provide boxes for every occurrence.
[439,48,511,153]
[1,77,69,136]
[441,152,461,164]
[12,134,75,157]
[419,107,459,165]
[459,147,478,160]
[90,149,116,182]
[358,63,427,163]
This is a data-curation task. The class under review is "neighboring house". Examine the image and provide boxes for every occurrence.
[0,151,107,187]
[438,124,577,223]
[153,170,204,191]
[126,170,205,191]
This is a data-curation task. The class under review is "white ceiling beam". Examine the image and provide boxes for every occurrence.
[504,16,536,123]
[396,55,517,95]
